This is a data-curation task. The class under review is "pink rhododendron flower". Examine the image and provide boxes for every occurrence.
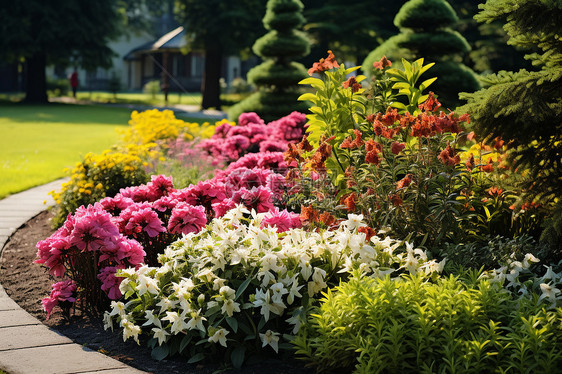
[231,186,275,213]
[168,203,207,235]
[97,266,124,300]
[42,280,77,319]
[69,205,120,252]
[99,195,134,217]
[212,199,237,217]
[238,112,265,126]
[146,175,175,201]
[152,195,179,213]
[261,208,302,232]
[123,207,166,237]
[259,140,288,153]
[35,231,69,277]
[118,184,152,202]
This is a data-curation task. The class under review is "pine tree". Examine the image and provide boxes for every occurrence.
[459,0,562,202]
[362,0,481,108]
[228,0,310,122]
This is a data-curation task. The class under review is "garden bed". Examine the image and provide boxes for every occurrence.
[0,210,312,374]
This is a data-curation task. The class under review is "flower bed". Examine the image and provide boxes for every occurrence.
[34,52,562,372]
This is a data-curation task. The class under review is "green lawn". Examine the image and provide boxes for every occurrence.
[0,103,131,199]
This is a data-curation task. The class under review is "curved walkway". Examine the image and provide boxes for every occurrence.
[0,180,144,374]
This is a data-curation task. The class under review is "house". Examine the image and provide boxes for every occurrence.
[45,26,257,94]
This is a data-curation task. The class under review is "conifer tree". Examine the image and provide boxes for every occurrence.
[459,0,562,203]
[228,0,310,122]
[362,0,480,108]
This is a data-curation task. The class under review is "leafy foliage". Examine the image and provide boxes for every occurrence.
[295,271,562,373]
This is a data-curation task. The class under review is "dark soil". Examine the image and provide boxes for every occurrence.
[0,210,314,374]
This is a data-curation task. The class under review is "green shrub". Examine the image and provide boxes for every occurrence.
[47,77,69,97]
[294,271,562,373]
[143,80,161,99]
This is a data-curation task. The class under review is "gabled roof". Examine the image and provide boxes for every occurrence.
[124,26,187,60]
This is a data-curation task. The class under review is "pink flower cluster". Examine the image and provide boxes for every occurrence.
[199,112,306,161]
[41,280,77,319]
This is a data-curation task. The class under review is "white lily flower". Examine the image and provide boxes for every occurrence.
[208,328,229,347]
[186,309,206,332]
[152,327,169,346]
[259,330,280,353]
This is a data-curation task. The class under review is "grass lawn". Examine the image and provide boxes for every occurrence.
[0,102,132,199]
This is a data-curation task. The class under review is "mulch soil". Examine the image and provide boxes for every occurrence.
[0,210,314,374]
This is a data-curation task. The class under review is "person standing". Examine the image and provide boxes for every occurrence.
[69,71,79,98]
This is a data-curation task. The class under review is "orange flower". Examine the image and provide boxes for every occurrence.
[389,194,403,207]
[318,212,336,227]
[373,56,392,70]
[493,137,505,150]
[284,143,303,165]
[358,226,377,242]
[466,131,476,141]
[466,153,475,170]
[487,186,503,197]
[481,157,494,172]
[438,143,460,166]
[419,92,441,112]
[343,76,362,92]
[300,205,319,224]
[350,129,364,148]
[308,50,339,76]
[391,142,406,155]
[342,192,357,212]
[396,174,413,190]
[340,136,353,149]
[298,136,313,152]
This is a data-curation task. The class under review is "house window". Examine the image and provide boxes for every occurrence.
[191,54,204,78]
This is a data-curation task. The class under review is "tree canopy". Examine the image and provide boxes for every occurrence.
[0,0,122,103]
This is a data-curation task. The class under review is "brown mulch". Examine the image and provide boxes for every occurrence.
[0,210,314,374]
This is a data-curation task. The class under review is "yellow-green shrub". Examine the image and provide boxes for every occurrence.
[50,150,149,227]
[294,271,562,373]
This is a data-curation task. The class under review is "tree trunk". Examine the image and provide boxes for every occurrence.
[201,44,222,110]
[24,51,48,104]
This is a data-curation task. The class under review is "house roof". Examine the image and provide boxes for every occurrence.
[123,26,188,61]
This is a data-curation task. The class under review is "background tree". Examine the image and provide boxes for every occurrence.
[459,0,562,203]
[175,0,265,110]
[301,0,403,65]
[362,0,480,108]
[0,0,123,103]
[228,0,310,122]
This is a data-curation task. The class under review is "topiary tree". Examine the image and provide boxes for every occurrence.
[228,0,310,122]
[362,0,480,108]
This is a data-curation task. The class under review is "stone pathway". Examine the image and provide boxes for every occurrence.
[0,180,145,374]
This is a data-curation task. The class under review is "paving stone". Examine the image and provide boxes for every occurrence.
[0,324,73,351]
[79,368,147,374]
[0,344,130,374]
[0,296,20,311]
[0,228,14,237]
[0,309,41,328]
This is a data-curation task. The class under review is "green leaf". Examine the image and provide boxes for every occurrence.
[309,106,323,115]
[391,102,407,110]
[299,77,325,90]
[226,317,238,333]
[420,77,437,91]
[257,317,267,331]
[238,321,253,336]
[235,277,252,300]
[419,62,435,75]
[179,334,193,353]
[187,352,205,364]
[151,345,169,361]
[298,93,318,103]
[231,346,246,369]
[344,66,362,75]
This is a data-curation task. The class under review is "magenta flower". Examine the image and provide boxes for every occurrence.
[69,205,120,252]
[123,207,166,238]
[261,208,302,232]
[35,231,69,277]
[42,280,77,319]
[146,174,175,201]
[212,199,237,218]
[168,203,207,235]
[238,112,265,126]
[97,266,124,300]
[231,186,275,213]
[99,195,134,217]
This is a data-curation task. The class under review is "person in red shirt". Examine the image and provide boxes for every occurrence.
[69,71,79,98]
